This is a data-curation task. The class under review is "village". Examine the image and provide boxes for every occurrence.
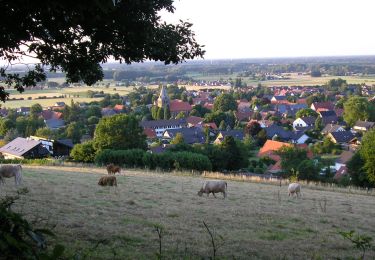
[0,79,373,186]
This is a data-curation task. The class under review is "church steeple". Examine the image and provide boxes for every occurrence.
[157,86,170,108]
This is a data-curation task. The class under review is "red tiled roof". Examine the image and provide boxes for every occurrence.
[258,140,293,157]
[170,100,192,112]
[114,104,125,111]
[203,122,217,129]
[297,98,307,104]
[186,116,204,126]
[41,110,62,120]
[143,128,157,139]
[312,102,334,111]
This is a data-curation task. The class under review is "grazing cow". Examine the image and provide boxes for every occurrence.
[288,183,301,197]
[106,164,121,175]
[198,180,227,199]
[0,164,23,186]
[98,175,117,186]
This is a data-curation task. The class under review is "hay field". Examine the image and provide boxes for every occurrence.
[1,166,375,259]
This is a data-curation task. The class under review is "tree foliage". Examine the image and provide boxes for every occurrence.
[359,129,375,185]
[70,141,96,163]
[0,1,205,101]
[213,94,237,112]
[343,96,375,126]
[295,108,318,119]
[94,114,146,151]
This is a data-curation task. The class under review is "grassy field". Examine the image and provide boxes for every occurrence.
[2,85,134,109]
[1,166,375,259]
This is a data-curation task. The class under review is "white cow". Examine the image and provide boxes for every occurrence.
[198,180,227,199]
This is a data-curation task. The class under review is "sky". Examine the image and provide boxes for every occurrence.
[161,0,375,59]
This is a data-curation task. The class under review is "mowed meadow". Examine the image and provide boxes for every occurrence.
[1,166,375,259]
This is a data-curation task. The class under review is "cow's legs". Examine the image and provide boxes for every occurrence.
[223,191,226,199]
[212,192,217,198]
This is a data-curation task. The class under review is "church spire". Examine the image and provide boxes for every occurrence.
[157,85,170,108]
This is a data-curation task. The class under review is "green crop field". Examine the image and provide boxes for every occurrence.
[1,166,374,259]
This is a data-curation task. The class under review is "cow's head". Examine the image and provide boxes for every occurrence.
[197,189,204,197]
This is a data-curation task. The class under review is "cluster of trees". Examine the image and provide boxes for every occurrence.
[95,149,212,172]
[71,112,253,172]
[277,146,324,181]
[347,129,375,188]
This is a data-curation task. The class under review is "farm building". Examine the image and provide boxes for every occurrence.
[0,137,49,159]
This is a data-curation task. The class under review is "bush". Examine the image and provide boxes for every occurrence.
[0,189,65,259]
[70,141,96,163]
[95,149,212,172]
[254,167,264,174]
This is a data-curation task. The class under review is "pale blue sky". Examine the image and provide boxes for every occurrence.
[161,0,375,59]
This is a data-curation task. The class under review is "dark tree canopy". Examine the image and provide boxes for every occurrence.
[0,0,205,101]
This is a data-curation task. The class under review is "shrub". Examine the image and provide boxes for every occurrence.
[95,149,212,172]
[70,141,96,163]
[254,167,264,174]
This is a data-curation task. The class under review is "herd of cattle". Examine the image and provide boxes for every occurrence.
[0,164,302,198]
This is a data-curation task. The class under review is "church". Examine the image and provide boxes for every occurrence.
[155,86,192,118]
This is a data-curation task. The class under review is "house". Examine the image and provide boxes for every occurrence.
[257,140,293,173]
[143,128,157,140]
[237,100,251,112]
[0,137,50,159]
[140,118,187,137]
[265,125,309,144]
[162,127,205,144]
[321,124,345,135]
[334,150,354,171]
[333,150,354,180]
[45,118,65,130]
[41,110,63,121]
[213,130,244,144]
[310,102,334,112]
[17,107,30,115]
[101,107,116,117]
[292,116,316,130]
[353,120,375,132]
[113,104,126,113]
[169,100,192,117]
[29,136,74,157]
[186,116,204,127]
[54,102,66,107]
[319,110,338,124]
[327,131,355,144]
[235,111,253,123]
[271,96,289,104]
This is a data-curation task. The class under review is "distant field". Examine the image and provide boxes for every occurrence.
[189,72,375,87]
[2,166,374,259]
[2,85,134,109]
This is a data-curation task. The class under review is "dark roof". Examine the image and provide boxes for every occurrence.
[319,110,337,117]
[218,130,245,141]
[321,124,344,134]
[300,116,316,125]
[45,119,65,129]
[163,127,205,144]
[0,137,42,157]
[56,139,74,148]
[354,120,375,129]
[266,125,306,142]
[330,131,355,143]
[140,118,187,128]
[265,125,292,140]
[272,96,287,101]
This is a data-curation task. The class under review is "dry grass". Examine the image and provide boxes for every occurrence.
[1,166,375,259]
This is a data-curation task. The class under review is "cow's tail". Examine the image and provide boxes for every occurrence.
[225,181,227,191]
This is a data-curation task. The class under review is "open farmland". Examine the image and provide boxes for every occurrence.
[1,85,134,109]
[1,166,375,259]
